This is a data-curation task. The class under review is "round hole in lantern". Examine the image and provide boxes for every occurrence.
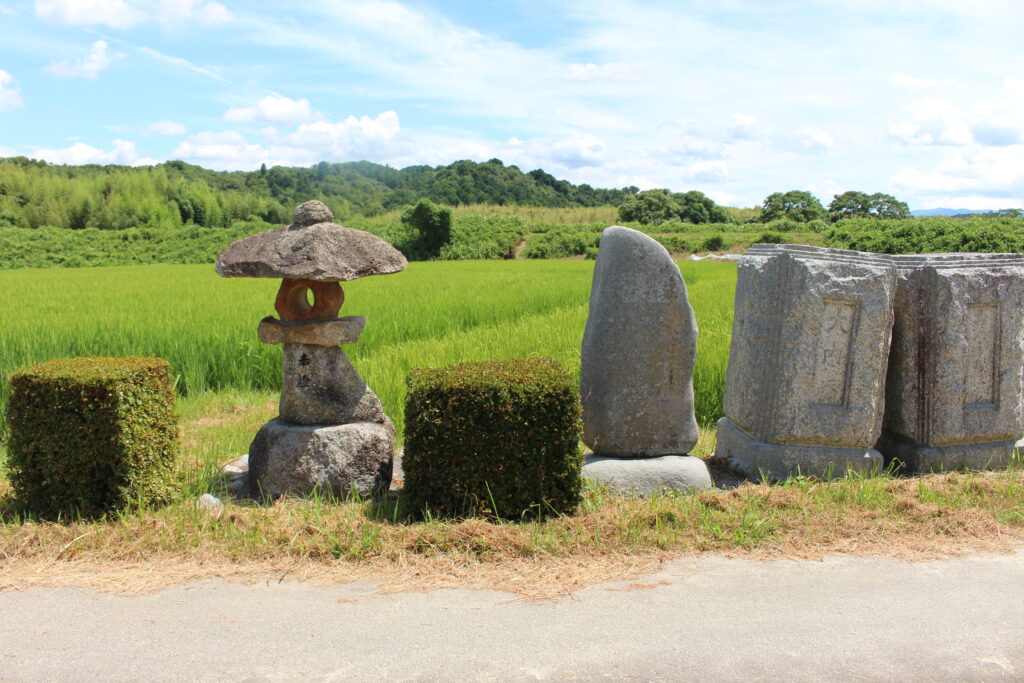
[275,278,344,322]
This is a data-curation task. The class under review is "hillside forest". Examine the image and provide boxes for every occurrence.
[1,156,1023,270]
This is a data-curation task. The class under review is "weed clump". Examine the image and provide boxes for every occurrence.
[403,358,582,520]
[5,356,178,519]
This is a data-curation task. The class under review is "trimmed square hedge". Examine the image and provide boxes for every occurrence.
[403,358,582,519]
[5,356,179,519]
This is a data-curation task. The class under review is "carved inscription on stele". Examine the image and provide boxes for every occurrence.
[965,302,1000,409]
[811,297,860,408]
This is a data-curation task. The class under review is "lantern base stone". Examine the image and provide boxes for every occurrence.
[247,418,394,498]
[581,453,712,495]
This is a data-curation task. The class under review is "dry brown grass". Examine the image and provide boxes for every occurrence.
[1,472,1022,598]
[3,394,1023,598]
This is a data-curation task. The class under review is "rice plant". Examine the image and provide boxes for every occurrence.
[0,260,737,439]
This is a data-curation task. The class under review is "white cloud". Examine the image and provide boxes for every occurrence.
[890,82,1024,150]
[31,139,143,165]
[889,74,960,90]
[148,120,187,135]
[970,80,1024,146]
[137,46,228,82]
[915,195,1024,211]
[35,0,230,27]
[549,133,606,168]
[157,0,231,24]
[888,98,974,146]
[566,62,630,81]
[683,161,729,183]
[44,40,119,79]
[224,96,316,125]
[279,111,402,159]
[35,0,145,28]
[0,69,24,112]
[727,113,761,142]
[170,111,403,170]
[891,145,1024,198]
[0,3,15,14]
[171,130,270,170]
[797,127,835,153]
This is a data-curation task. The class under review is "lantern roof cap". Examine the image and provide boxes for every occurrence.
[216,200,408,281]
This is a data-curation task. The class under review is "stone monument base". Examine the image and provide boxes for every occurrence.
[248,418,394,498]
[715,417,883,481]
[876,431,1021,473]
[581,453,712,495]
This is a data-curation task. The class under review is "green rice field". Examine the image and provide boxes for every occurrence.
[0,260,737,439]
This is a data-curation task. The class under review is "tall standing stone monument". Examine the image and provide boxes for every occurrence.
[876,253,1024,472]
[715,245,897,480]
[580,226,711,494]
[216,200,407,498]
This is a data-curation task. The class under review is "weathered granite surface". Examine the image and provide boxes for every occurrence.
[258,316,365,346]
[581,453,712,494]
[580,226,699,457]
[216,201,407,281]
[248,418,394,498]
[877,253,1024,472]
[716,415,882,481]
[291,199,334,227]
[279,344,385,426]
[716,245,896,478]
[274,279,345,322]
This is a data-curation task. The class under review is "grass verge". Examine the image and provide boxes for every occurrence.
[1,392,1023,598]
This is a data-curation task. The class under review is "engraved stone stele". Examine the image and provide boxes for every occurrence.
[579,226,711,494]
[216,200,407,498]
[876,253,1024,472]
[715,244,897,480]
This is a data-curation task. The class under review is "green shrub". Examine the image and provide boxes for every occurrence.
[584,246,599,260]
[617,189,731,225]
[523,227,601,259]
[401,199,452,259]
[440,214,526,260]
[823,216,1024,254]
[754,231,786,244]
[403,358,583,519]
[654,235,690,253]
[5,356,179,519]
[701,234,726,251]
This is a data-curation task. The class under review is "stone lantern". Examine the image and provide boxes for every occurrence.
[216,200,407,498]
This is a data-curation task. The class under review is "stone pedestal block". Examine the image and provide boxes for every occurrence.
[248,418,394,498]
[877,253,1024,472]
[716,245,896,479]
[581,453,712,495]
[580,226,699,457]
[280,344,385,426]
[258,316,365,346]
[716,416,882,481]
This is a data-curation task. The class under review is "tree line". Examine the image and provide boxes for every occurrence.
[0,156,638,232]
[616,188,911,225]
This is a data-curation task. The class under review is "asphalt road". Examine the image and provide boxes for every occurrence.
[1,550,1022,681]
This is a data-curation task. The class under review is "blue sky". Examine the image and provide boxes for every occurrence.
[1,0,1022,209]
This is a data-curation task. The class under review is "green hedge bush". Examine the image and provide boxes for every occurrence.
[654,235,690,253]
[754,231,786,244]
[701,234,726,251]
[403,358,583,519]
[5,356,179,518]
[523,228,602,259]
[824,216,1024,254]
